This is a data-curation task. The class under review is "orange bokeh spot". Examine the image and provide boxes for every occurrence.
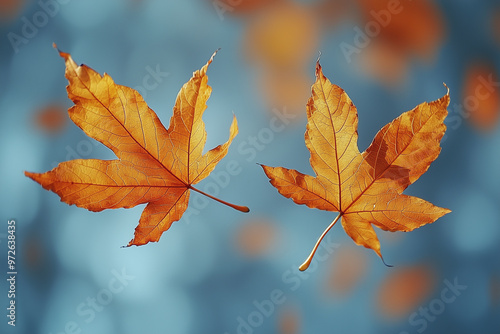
[34,104,68,134]
[356,0,445,85]
[0,0,25,20]
[279,306,300,334]
[463,63,500,131]
[244,2,319,70]
[235,218,276,257]
[377,265,436,319]
[325,246,368,296]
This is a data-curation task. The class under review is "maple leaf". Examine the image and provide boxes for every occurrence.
[261,60,451,270]
[25,45,249,246]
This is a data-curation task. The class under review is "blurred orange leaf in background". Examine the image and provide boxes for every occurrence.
[33,104,68,134]
[463,63,500,131]
[357,0,445,85]
[261,61,451,270]
[358,39,409,86]
[243,1,318,70]
[325,245,367,296]
[243,1,319,117]
[23,235,46,270]
[377,265,436,319]
[239,0,349,117]
[25,46,249,247]
[235,217,276,257]
[257,71,312,120]
[278,306,301,334]
[0,0,25,20]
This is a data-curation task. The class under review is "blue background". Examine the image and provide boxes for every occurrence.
[1,0,500,333]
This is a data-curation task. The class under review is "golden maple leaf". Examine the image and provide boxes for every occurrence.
[261,60,451,270]
[26,46,249,246]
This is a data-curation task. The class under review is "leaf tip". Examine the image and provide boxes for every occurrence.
[315,58,322,76]
[125,239,141,247]
[24,171,38,182]
[258,164,272,178]
[54,45,71,62]
[230,113,238,133]
[207,49,220,68]
[257,163,268,170]
[442,207,452,215]
[210,48,220,61]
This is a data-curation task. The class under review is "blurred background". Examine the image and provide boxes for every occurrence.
[1,0,500,333]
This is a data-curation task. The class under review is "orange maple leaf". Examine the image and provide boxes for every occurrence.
[25,46,249,246]
[261,61,451,270]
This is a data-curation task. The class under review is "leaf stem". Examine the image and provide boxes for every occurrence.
[299,214,341,271]
[190,186,249,213]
